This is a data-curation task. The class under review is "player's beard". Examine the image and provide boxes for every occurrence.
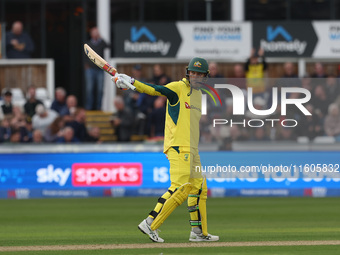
[190,77,205,90]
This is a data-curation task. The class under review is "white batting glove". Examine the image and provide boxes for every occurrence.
[111,73,136,91]
[112,76,129,90]
[117,73,134,84]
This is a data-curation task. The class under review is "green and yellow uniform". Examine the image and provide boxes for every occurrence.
[245,57,267,94]
[133,75,208,235]
[133,78,201,153]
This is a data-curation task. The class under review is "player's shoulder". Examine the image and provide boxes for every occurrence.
[166,78,189,87]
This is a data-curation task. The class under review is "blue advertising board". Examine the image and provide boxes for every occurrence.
[0,152,339,199]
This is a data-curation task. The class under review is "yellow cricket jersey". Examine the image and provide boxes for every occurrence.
[245,62,266,94]
[133,78,202,153]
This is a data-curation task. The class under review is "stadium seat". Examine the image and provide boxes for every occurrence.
[313,136,335,144]
[35,88,52,108]
[2,88,24,101]
[35,88,49,101]
[297,136,309,143]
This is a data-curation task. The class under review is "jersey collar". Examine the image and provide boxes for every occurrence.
[182,78,190,87]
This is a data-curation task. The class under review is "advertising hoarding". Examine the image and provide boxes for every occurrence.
[176,22,251,59]
[114,21,340,59]
[0,152,339,198]
[114,22,251,59]
[312,21,340,58]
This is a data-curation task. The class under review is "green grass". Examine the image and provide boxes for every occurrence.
[0,197,340,254]
[1,246,340,255]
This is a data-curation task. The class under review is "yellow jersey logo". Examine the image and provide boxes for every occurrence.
[184,154,189,161]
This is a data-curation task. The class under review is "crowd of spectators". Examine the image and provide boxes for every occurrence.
[111,59,340,146]
[1,58,340,147]
[0,87,100,144]
[3,20,340,147]
[199,57,340,149]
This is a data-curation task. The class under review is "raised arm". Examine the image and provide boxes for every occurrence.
[113,73,180,105]
[133,80,179,105]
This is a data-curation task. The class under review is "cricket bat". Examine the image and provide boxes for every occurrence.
[83,44,136,90]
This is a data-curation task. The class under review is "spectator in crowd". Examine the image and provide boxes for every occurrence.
[310,62,328,89]
[32,104,58,134]
[209,119,230,145]
[32,129,44,143]
[135,67,169,136]
[51,87,67,114]
[132,64,146,82]
[251,128,270,141]
[84,27,109,110]
[111,96,134,142]
[56,126,79,143]
[11,106,25,126]
[325,75,340,103]
[278,62,301,88]
[312,85,330,118]
[324,103,340,140]
[283,90,309,120]
[245,97,268,119]
[150,97,166,138]
[44,116,65,142]
[65,107,94,142]
[267,63,300,112]
[296,104,323,140]
[153,64,170,85]
[9,111,27,142]
[199,115,213,143]
[276,126,297,141]
[87,126,101,143]
[0,118,12,142]
[20,117,33,143]
[9,129,21,143]
[209,98,248,148]
[245,48,267,95]
[24,86,44,118]
[6,21,34,58]
[124,65,144,115]
[136,81,157,135]
[208,62,227,104]
[217,124,248,151]
[1,107,22,135]
[282,62,297,78]
[311,62,328,78]
[1,91,13,116]
[301,75,312,91]
[60,95,78,123]
[208,62,224,78]
[138,71,170,136]
[228,64,246,89]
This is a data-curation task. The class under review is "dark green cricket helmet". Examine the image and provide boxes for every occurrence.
[186,57,210,76]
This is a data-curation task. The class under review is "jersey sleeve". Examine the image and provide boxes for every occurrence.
[133,80,180,105]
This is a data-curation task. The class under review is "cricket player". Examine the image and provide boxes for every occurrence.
[113,57,219,243]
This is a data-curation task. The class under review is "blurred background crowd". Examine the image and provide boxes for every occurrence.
[1,54,340,147]
[2,1,340,148]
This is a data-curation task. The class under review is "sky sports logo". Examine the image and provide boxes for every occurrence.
[199,82,311,128]
[260,25,307,55]
[72,163,142,187]
[36,163,142,187]
[124,26,171,55]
